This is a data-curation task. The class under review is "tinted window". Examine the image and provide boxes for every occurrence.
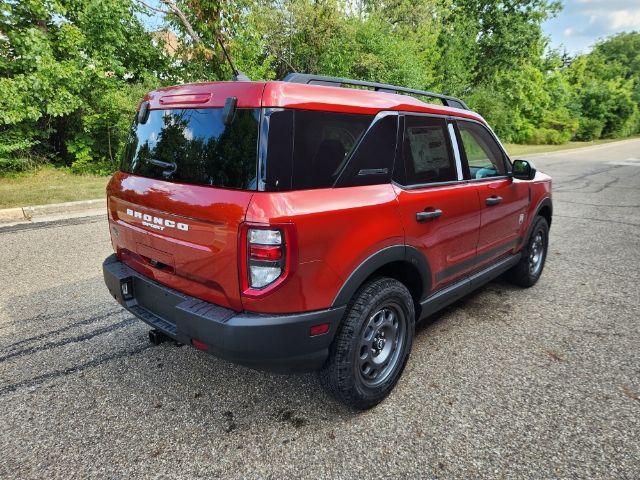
[122,108,259,189]
[335,114,398,187]
[402,115,457,185]
[291,111,372,189]
[260,109,378,192]
[458,121,507,179]
[260,109,294,191]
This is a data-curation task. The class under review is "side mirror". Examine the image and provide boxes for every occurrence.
[512,159,537,181]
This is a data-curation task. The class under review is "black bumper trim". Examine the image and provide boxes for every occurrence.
[103,254,345,372]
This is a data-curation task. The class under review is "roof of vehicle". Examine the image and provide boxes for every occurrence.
[142,81,486,124]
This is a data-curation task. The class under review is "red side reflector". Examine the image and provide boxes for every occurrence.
[310,323,330,337]
[249,244,282,261]
[191,338,209,351]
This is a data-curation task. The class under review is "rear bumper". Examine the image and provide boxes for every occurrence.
[103,254,344,372]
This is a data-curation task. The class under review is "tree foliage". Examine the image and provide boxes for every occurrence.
[0,0,639,174]
[0,0,170,172]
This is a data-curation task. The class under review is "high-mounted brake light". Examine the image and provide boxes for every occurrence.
[240,223,297,297]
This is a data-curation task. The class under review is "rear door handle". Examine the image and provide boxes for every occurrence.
[416,209,442,222]
[485,196,503,206]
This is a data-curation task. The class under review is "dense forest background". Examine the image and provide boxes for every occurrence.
[1,0,639,175]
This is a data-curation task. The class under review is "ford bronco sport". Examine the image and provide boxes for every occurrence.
[103,74,552,409]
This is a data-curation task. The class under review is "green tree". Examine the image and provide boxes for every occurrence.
[565,33,640,140]
[0,0,170,173]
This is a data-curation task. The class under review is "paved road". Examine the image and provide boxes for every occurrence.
[1,140,639,479]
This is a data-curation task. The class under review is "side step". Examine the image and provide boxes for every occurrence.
[419,254,520,321]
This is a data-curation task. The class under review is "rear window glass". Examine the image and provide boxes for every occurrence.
[262,110,373,190]
[121,108,259,189]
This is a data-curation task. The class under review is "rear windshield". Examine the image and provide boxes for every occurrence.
[121,108,259,189]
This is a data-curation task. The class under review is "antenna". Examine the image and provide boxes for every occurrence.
[215,34,250,81]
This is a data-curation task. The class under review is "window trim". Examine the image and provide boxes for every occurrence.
[447,122,464,181]
[392,178,468,191]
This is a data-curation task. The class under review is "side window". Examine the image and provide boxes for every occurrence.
[403,115,457,185]
[335,114,397,187]
[291,110,372,189]
[457,121,507,179]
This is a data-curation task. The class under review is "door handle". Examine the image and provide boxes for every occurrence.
[485,196,503,206]
[416,209,442,222]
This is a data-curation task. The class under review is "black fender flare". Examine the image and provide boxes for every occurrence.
[535,197,553,226]
[331,245,431,307]
[520,197,553,248]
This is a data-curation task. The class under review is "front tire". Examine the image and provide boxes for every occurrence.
[507,215,549,287]
[320,277,415,410]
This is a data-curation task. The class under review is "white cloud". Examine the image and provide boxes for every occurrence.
[608,9,640,29]
[564,27,575,37]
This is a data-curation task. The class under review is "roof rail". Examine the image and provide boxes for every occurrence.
[283,73,469,110]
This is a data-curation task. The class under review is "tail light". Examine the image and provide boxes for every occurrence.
[248,228,283,288]
[240,223,297,297]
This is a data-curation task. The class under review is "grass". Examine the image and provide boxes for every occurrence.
[0,166,109,209]
[0,135,638,209]
[504,135,639,158]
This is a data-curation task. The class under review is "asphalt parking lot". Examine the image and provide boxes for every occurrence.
[1,139,639,479]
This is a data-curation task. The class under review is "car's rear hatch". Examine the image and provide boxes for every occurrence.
[107,83,265,311]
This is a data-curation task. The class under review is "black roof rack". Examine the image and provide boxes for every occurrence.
[283,73,469,110]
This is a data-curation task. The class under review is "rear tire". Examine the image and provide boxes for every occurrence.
[320,277,415,410]
[507,215,549,287]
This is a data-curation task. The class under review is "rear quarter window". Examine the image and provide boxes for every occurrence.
[334,114,398,188]
[261,110,373,191]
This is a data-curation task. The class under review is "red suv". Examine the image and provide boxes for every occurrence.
[103,74,552,409]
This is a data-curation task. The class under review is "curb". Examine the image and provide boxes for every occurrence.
[0,198,105,224]
[0,207,25,223]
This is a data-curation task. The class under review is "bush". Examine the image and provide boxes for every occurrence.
[575,118,605,141]
[521,127,569,145]
[0,131,46,175]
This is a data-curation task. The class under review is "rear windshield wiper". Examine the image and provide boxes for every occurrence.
[147,158,176,170]
[146,158,177,179]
